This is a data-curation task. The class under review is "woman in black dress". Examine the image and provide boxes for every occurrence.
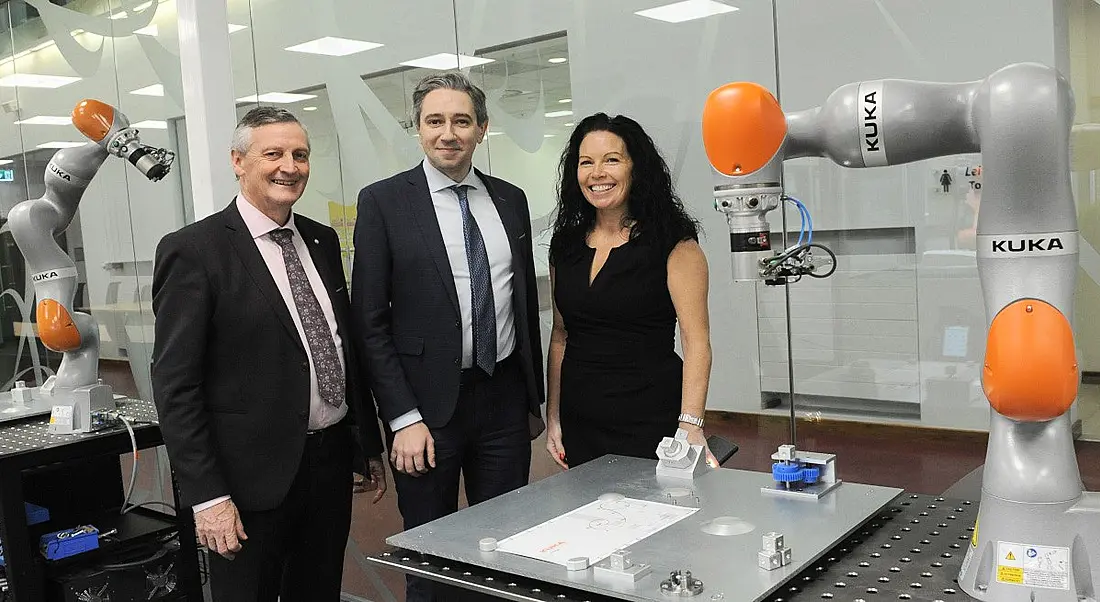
[545,113,716,469]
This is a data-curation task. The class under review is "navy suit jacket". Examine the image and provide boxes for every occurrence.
[351,164,545,430]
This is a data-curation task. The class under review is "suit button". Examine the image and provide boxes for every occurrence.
[454,321,460,329]
[453,358,459,366]
[301,361,308,370]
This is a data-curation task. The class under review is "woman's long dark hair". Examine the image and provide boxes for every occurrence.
[550,113,699,264]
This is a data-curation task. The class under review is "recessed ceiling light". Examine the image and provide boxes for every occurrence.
[488,131,503,136]
[303,106,318,111]
[563,122,575,127]
[399,53,494,70]
[548,57,567,64]
[37,141,86,149]
[635,0,738,23]
[235,92,317,104]
[545,110,573,118]
[0,74,81,88]
[228,23,248,33]
[558,98,571,104]
[0,160,13,165]
[130,83,164,96]
[131,120,168,129]
[134,24,158,36]
[14,116,72,126]
[544,134,556,138]
[285,36,383,56]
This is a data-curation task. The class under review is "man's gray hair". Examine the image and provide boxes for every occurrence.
[412,72,489,127]
[231,106,309,153]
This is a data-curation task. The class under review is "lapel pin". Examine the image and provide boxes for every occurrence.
[313,238,319,244]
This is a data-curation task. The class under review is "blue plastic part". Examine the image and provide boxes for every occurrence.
[772,462,803,482]
[25,502,49,525]
[0,504,52,566]
[801,466,821,484]
[39,525,99,561]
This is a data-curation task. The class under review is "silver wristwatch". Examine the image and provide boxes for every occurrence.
[678,412,704,428]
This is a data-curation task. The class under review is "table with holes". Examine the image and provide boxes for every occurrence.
[369,455,941,602]
[0,398,201,602]
[762,493,974,602]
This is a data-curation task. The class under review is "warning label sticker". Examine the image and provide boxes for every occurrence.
[996,542,1070,590]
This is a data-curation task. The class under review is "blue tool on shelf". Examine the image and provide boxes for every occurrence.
[0,504,52,566]
[39,525,100,561]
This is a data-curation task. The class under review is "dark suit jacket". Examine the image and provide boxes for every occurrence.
[352,163,545,430]
[151,200,385,511]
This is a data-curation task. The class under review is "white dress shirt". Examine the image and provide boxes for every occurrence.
[194,195,348,513]
[389,160,517,432]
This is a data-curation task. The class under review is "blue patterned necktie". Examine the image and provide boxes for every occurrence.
[269,228,345,407]
[452,184,497,375]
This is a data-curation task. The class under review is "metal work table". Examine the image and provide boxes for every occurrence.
[0,398,202,601]
[368,455,969,602]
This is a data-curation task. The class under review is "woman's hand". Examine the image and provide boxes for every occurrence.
[682,424,719,468]
[545,416,569,470]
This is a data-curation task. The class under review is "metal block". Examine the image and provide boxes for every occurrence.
[775,444,797,461]
[781,547,792,566]
[655,429,707,479]
[762,531,784,552]
[594,551,652,585]
[758,550,783,571]
[10,381,32,404]
[609,550,632,570]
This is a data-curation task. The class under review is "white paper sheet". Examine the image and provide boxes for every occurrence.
[496,497,699,567]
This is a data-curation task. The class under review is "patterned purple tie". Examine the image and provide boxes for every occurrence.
[452,185,497,375]
[269,228,344,407]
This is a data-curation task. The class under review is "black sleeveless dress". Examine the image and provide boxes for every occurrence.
[554,237,682,467]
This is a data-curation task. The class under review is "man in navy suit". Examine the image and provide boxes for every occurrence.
[153,107,387,601]
[352,72,545,601]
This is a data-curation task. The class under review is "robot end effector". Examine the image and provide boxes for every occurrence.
[72,99,174,181]
[701,84,835,285]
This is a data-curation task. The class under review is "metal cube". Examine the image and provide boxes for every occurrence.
[11,381,31,404]
[781,547,793,566]
[776,444,797,461]
[758,550,783,571]
[762,531,784,552]
[610,550,633,570]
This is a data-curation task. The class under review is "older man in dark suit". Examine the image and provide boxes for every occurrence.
[352,72,545,601]
[152,107,387,602]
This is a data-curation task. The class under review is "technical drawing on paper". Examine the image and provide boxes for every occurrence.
[496,497,699,567]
